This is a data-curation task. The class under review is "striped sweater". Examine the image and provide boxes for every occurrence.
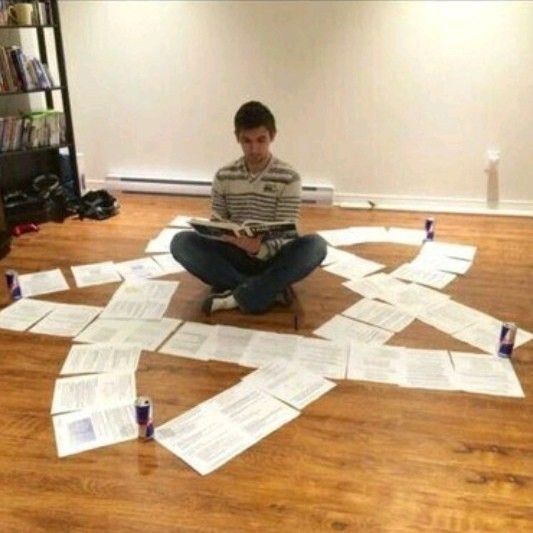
[212,156,301,259]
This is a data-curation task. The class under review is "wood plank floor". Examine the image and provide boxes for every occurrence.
[0,193,532,532]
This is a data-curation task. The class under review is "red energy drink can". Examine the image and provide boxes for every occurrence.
[135,396,154,440]
[12,223,39,237]
[5,269,22,301]
[498,322,517,359]
[424,217,435,241]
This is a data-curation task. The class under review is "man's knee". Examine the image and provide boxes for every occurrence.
[299,233,327,266]
[170,231,199,263]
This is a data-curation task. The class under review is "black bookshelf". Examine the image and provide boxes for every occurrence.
[0,0,79,236]
[0,85,64,96]
[0,191,9,258]
[0,24,55,28]
[0,142,71,158]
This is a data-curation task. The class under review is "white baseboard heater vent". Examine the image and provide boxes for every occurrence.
[105,175,334,206]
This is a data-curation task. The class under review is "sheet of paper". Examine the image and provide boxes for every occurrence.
[240,331,299,368]
[53,404,138,457]
[114,257,165,280]
[294,337,349,380]
[323,255,384,281]
[100,279,179,320]
[145,228,187,254]
[19,268,69,297]
[343,273,409,300]
[314,314,394,345]
[390,263,456,290]
[318,226,388,246]
[452,320,533,355]
[243,360,336,410]
[157,404,252,475]
[156,383,299,475]
[347,342,406,384]
[317,227,363,247]
[450,351,524,397]
[151,253,186,275]
[168,215,192,227]
[60,343,142,375]
[208,382,300,441]
[70,261,122,288]
[74,317,181,351]
[349,226,389,244]
[398,349,456,390]
[29,303,102,337]
[321,246,359,266]
[119,317,181,350]
[239,333,348,380]
[51,372,136,414]
[416,299,493,334]
[411,250,472,275]
[386,227,426,246]
[159,321,217,361]
[382,282,450,315]
[0,298,57,331]
[422,241,477,261]
[201,325,255,364]
[342,298,415,333]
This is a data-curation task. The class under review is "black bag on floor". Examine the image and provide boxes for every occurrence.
[77,190,120,220]
[32,174,77,220]
[4,174,74,224]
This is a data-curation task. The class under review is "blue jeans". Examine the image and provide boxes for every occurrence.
[171,231,327,314]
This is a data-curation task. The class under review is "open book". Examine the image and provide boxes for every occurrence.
[189,218,297,239]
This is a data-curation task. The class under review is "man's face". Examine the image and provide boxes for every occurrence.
[236,126,275,168]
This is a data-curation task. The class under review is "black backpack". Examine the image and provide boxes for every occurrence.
[34,176,120,221]
[77,190,120,220]
[3,175,119,224]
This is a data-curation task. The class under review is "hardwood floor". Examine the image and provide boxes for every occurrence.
[0,193,531,532]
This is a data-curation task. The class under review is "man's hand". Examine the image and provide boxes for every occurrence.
[223,235,262,256]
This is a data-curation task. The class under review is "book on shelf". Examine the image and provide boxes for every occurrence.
[0,45,54,92]
[0,0,9,26]
[189,218,297,240]
[33,0,53,25]
[0,109,65,152]
[0,47,16,91]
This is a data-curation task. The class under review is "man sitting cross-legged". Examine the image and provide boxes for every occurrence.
[171,100,326,314]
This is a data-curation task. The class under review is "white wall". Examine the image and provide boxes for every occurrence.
[58,1,533,209]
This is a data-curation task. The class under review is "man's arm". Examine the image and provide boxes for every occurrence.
[256,172,301,259]
[211,172,229,220]
[223,234,262,255]
[275,172,301,222]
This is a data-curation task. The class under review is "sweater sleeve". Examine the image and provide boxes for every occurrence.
[275,171,301,222]
[257,171,301,260]
[211,171,230,220]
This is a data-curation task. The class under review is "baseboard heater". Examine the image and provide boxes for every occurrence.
[105,175,334,206]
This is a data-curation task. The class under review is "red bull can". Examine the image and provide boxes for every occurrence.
[424,217,435,241]
[5,269,22,301]
[135,396,154,440]
[497,322,517,358]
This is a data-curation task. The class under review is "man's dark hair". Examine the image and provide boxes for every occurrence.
[234,101,276,136]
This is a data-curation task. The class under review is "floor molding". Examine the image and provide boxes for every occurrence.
[335,193,533,217]
[87,178,533,217]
